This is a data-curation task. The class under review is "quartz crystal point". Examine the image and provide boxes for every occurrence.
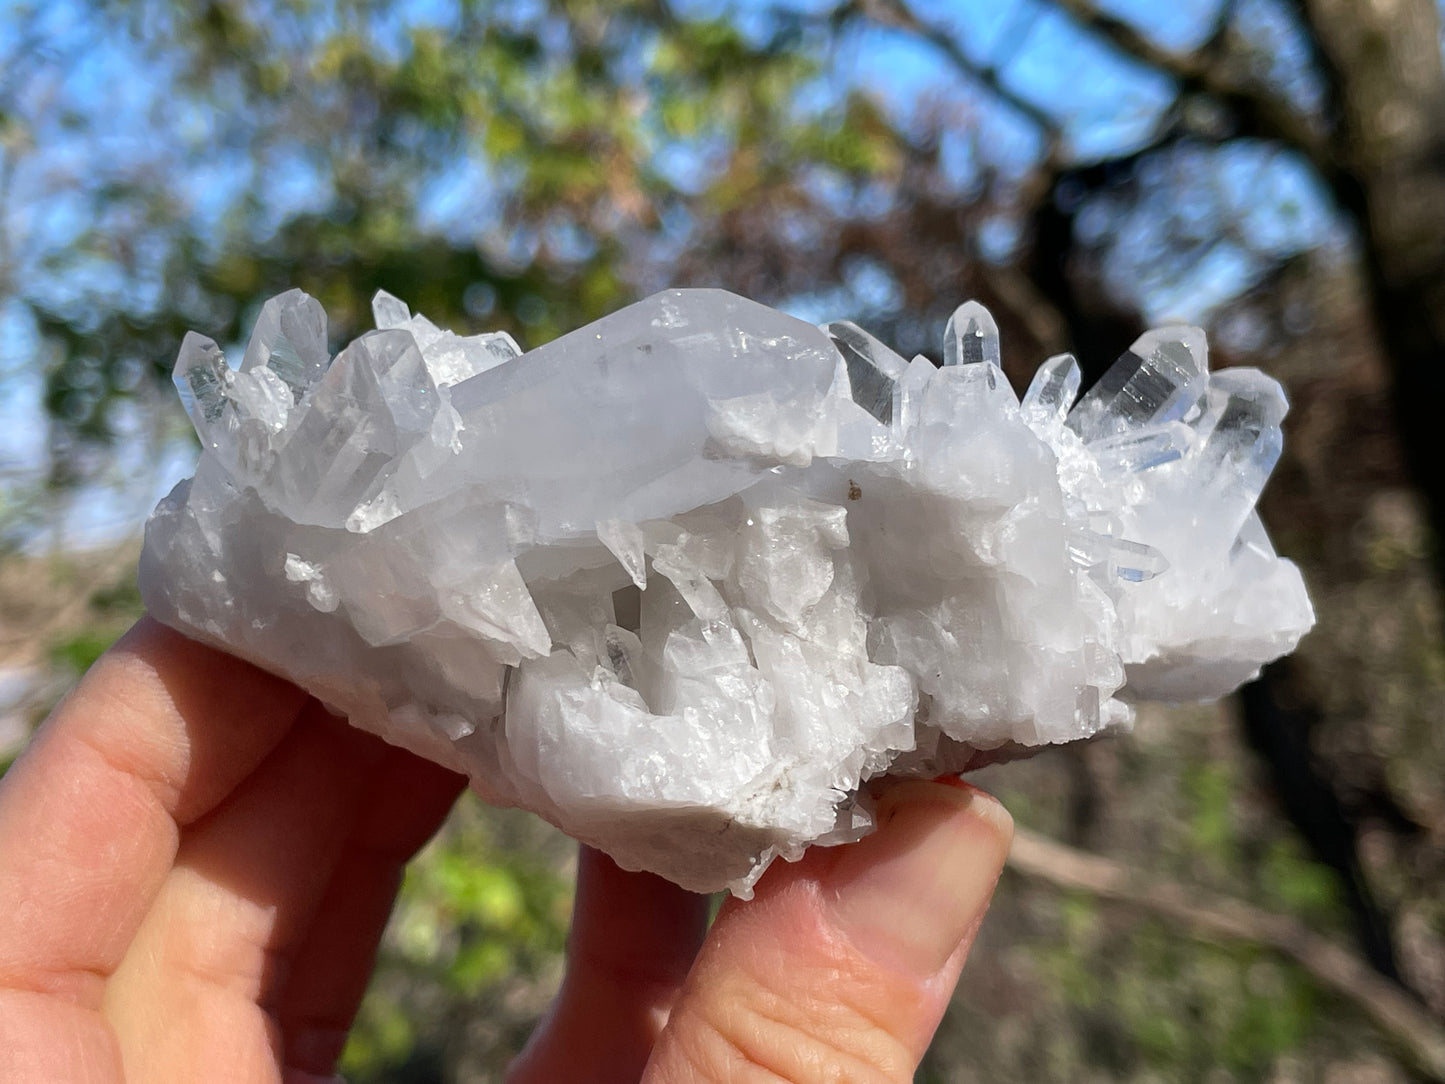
[1067,324,1207,441]
[943,300,1002,369]
[241,288,331,403]
[825,320,906,425]
[142,288,1314,895]
[1021,352,1081,434]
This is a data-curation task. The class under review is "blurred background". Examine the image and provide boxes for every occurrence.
[0,0,1442,1079]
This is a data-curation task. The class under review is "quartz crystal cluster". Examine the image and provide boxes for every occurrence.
[141,287,1314,894]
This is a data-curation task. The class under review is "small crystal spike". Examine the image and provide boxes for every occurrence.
[173,332,231,435]
[475,331,522,363]
[1021,352,1081,431]
[1190,368,1288,542]
[241,288,331,404]
[1108,537,1170,582]
[1231,510,1277,562]
[1088,421,1193,473]
[826,320,907,424]
[361,329,439,436]
[1064,532,1168,581]
[943,301,1001,368]
[372,289,412,329]
[597,518,648,589]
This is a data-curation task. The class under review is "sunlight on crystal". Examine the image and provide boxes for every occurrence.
[141,288,1314,894]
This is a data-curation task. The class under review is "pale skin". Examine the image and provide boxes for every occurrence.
[0,618,1012,1083]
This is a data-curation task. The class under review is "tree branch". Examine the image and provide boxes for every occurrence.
[1008,827,1445,1081]
[851,0,1063,153]
[1049,0,1211,79]
[1045,0,1337,178]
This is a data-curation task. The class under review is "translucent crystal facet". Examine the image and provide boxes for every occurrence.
[142,288,1313,894]
[826,319,907,424]
[241,288,331,404]
[173,332,231,434]
[371,289,412,329]
[943,300,1001,369]
[1067,324,1208,441]
[1021,352,1081,433]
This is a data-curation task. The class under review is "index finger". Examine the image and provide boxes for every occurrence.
[0,617,309,1005]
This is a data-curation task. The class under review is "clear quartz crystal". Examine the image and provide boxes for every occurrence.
[1021,352,1081,433]
[371,289,412,329]
[1067,325,1208,441]
[241,288,331,404]
[142,288,1313,895]
[173,332,231,435]
[372,289,521,387]
[1107,537,1170,582]
[825,320,907,425]
[1087,422,1193,474]
[1194,368,1287,506]
[943,300,1002,369]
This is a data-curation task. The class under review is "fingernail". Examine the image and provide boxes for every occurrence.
[825,779,1013,976]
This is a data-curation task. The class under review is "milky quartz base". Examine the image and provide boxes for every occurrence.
[141,288,1314,893]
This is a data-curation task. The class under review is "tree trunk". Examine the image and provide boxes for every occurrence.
[1299,0,1445,587]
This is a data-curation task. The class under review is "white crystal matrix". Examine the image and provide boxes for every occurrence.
[141,288,1314,893]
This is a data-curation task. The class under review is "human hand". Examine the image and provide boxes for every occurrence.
[0,618,1012,1083]
[0,617,466,1081]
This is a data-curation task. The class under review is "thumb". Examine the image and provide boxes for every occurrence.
[641,780,1012,1083]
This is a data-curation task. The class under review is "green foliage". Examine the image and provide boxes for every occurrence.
[1033,908,1322,1082]
[1034,891,1103,1010]
[48,627,120,676]
[87,575,144,616]
[12,0,901,476]
[44,568,145,676]
[405,847,567,997]
[1259,836,1343,921]
[339,797,571,1082]
[341,996,418,1079]
[1184,760,1238,873]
